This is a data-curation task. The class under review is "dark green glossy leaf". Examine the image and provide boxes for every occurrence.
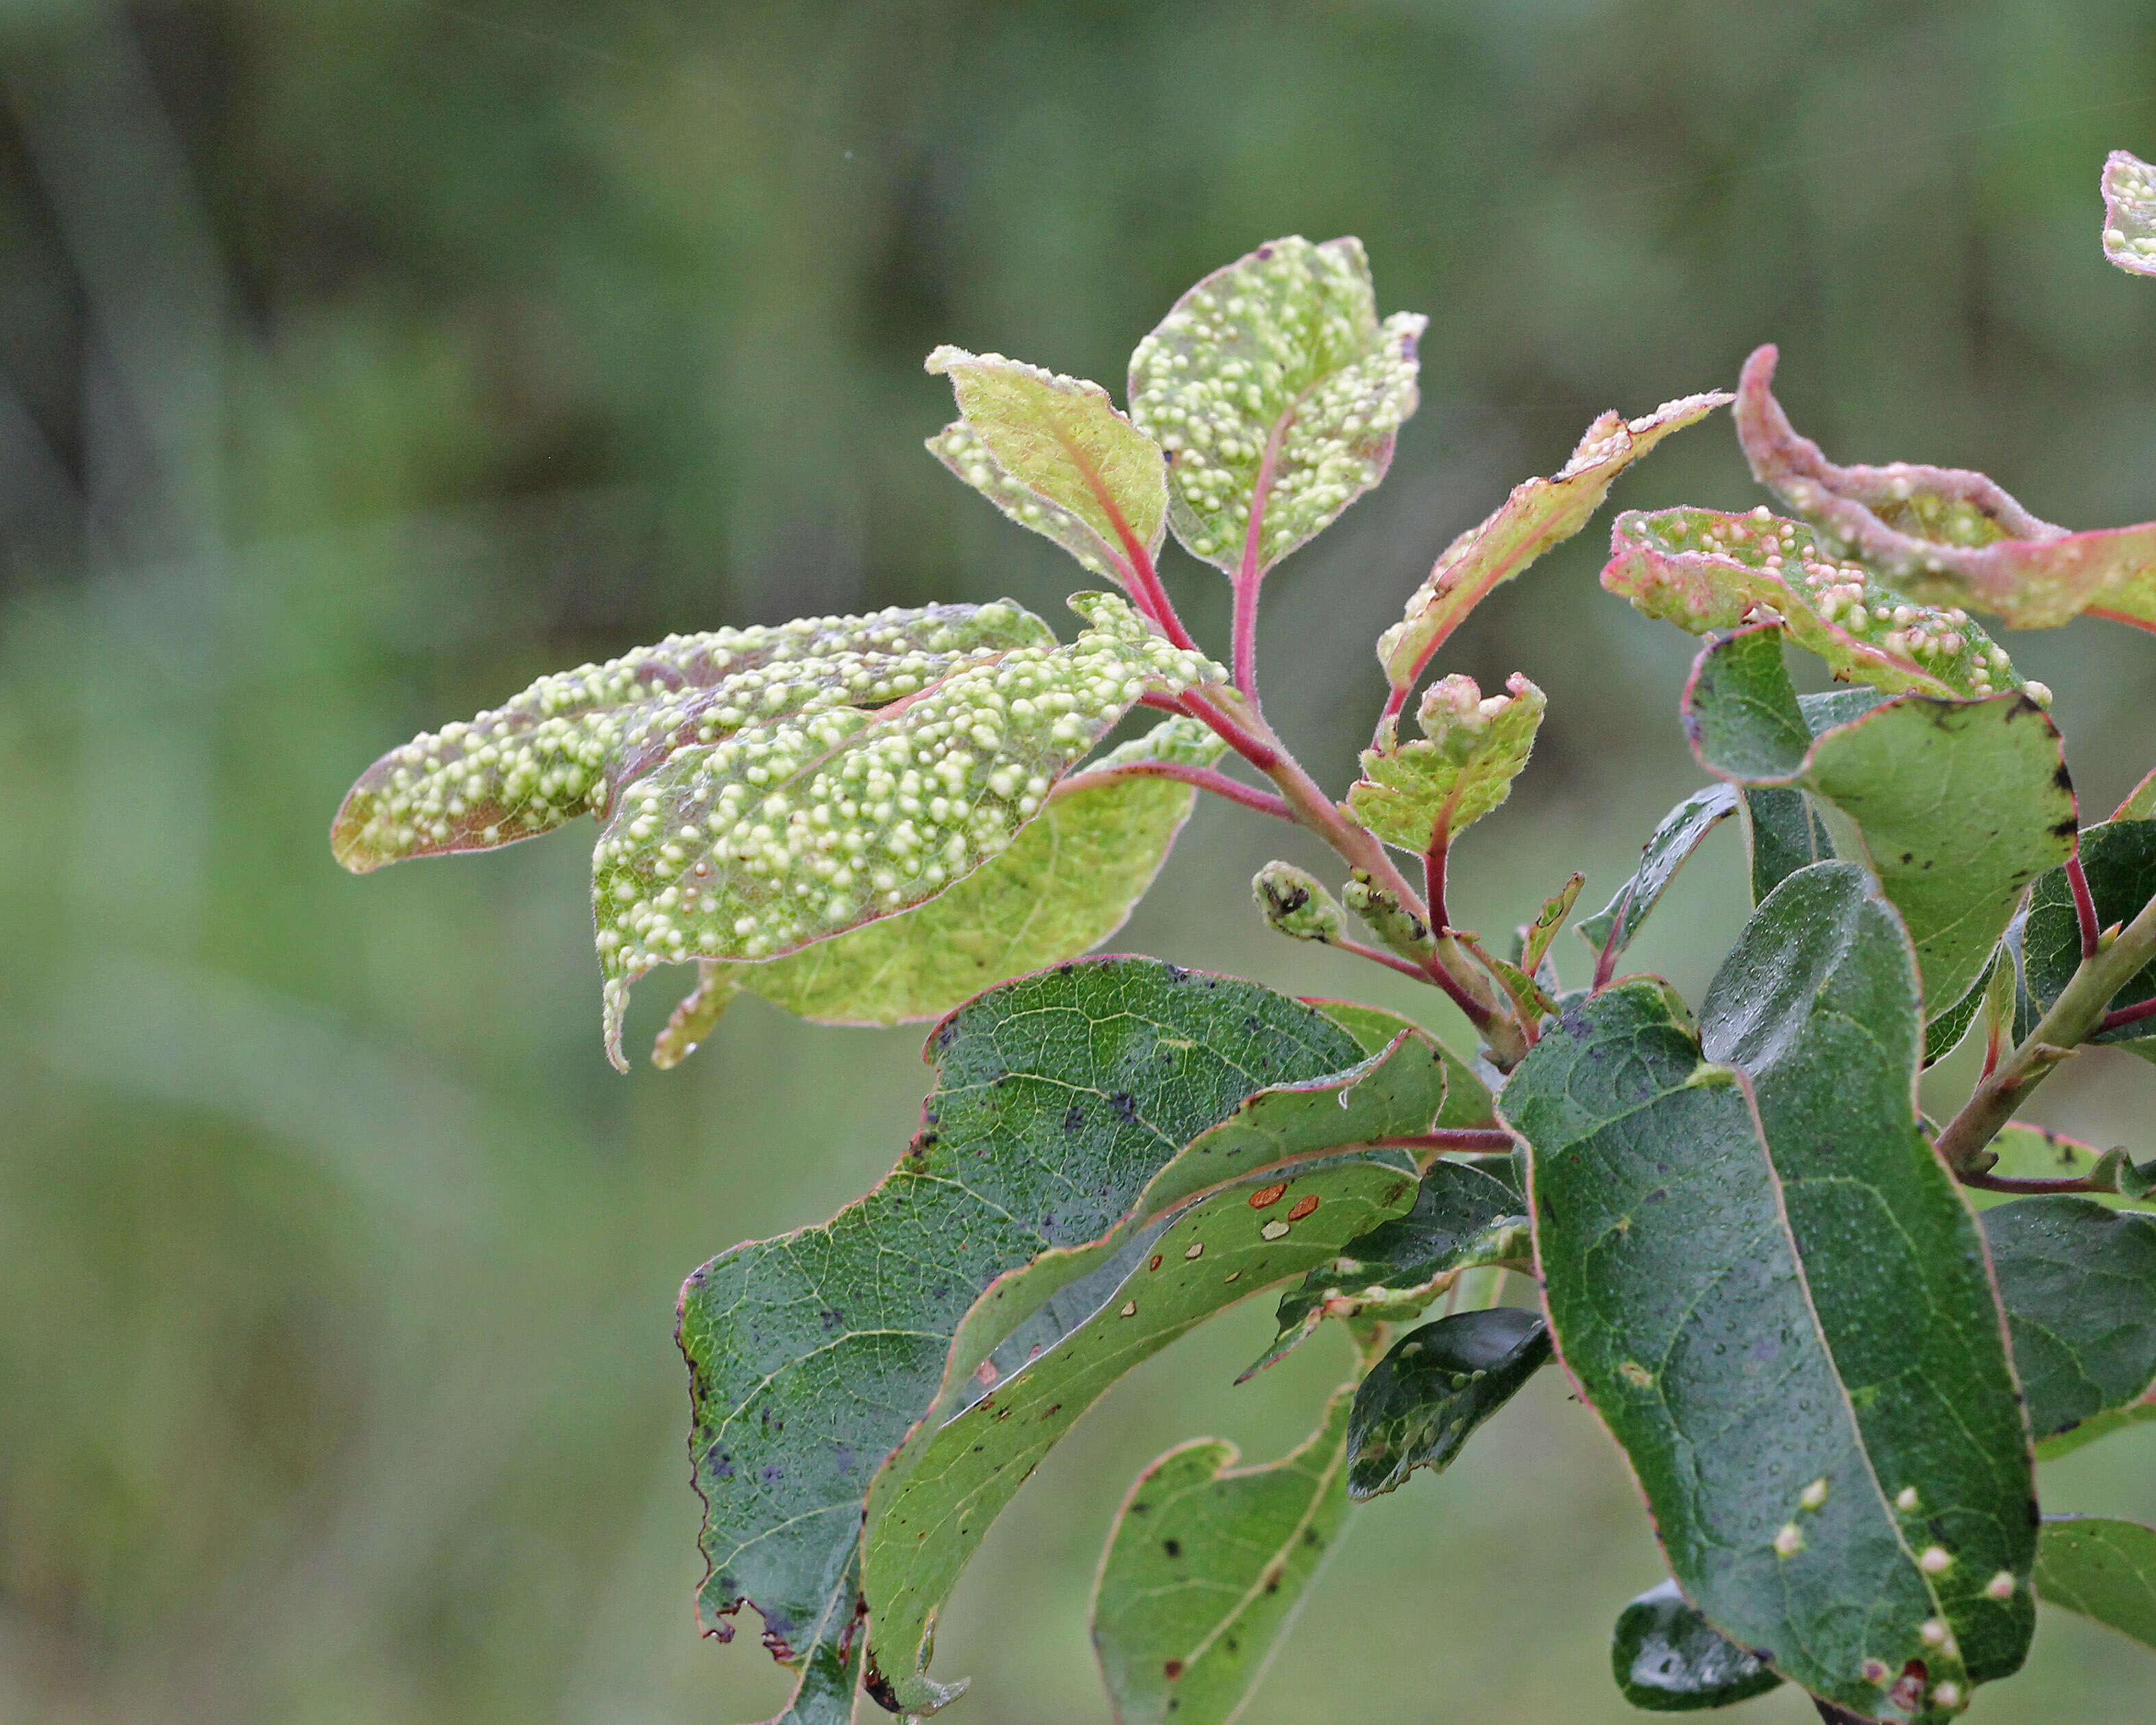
[1684,625,2075,1013]
[861,1153,1419,1715]
[1983,1197,2156,1458]
[2020,819,2156,1052]
[1091,1386,1354,1725]
[1249,1158,1528,1376]
[676,959,1364,1712]
[2033,1517,2156,1650]
[1612,1579,1784,1712]
[1345,1306,1550,1499]
[1508,867,2037,1718]
[1741,787,1835,903]
[1577,783,1737,960]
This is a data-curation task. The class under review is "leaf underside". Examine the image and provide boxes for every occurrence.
[1577,782,1739,961]
[1611,1578,1784,1712]
[2034,1517,2156,1651]
[1344,1305,1551,1499]
[1091,1387,1356,1725]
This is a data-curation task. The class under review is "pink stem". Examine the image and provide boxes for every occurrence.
[2069,853,2101,961]
[1333,937,1444,983]
[2098,996,2156,1035]
[1424,837,1451,934]
[1231,412,1290,705]
[1051,760,1295,822]
[1959,1169,2114,1195]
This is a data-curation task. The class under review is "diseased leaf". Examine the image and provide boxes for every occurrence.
[596,593,1223,1063]
[1377,392,1729,695]
[1507,866,2037,1717]
[332,601,1056,872]
[675,960,1367,1712]
[1303,998,1497,1130]
[1684,625,2075,1012]
[1734,344,2156,635]
[2033,1517,2156,1651]
[1577,783,1739,961]
[1983,1197,2156,1458]
[1344,1306,1550,1499]
[1347,673,1546,854]
[927,347,1167,583]
[1612,1579,1784,1713]
[861,1154,1420,1715]
[1127,236,1424,575]
[1252,861,1348,944]
[682,717,1226,1038]
[1250,1158,1529,1376]
[1091,1386,1355,1725]
[2020,819,2156,1052]
[1605,505,2020,697]
[2102,149,2156,278]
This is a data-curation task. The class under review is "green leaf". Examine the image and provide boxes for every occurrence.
[1346,673,1546,853]
[2103,150,2156,278]
[332,601,1056,872]
[1091,1386,1355,1725]
[1344,1306,1550,1499]
[1507,867,2037,1717]
[1611,1580,1784,1712]
[596,593,1224,1064]
[1741,787,1837,903]
[861,1153,1420,1715]
[2033,1517,2156,1651]
[926,346,1167,584]
[2020,819,2156,1050]
[1983,1197,2156,1457]
[1922,947,2002,1069]
[1303,998,1497,1130]
[672,717,1225,1041]
[1604,506,2021,697]
[1377,391,1729,695]
[1127,236,1424,575]
[676,959,1366,1713]
[1250,1158,1528,1375]
[1252,861,1348,944]
[1684,625,2076,1013]
[1577,783,1739,961]
[1976,1122,2156,1216]
[1519,872,1584,976]
[2116,764,2156,822]
[1734,344,2156,636]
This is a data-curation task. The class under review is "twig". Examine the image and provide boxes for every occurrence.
[1424,836,1451,934]
[1332,936,1447,983]
[2098,996,2156,1035]
[1050,761,1294,821]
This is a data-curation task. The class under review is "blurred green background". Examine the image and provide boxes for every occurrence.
[4,1,2156,1720]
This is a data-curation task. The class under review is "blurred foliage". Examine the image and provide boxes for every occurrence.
[3,1,2156,1720]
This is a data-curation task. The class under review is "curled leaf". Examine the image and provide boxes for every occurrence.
[1734,344,2156,634]
[927,346,1167,584]
[1378,392,1729,696]
[1344,1306,1551,1499]
[1604,505,2020,698]
[1253,860,1347,944]
[1577,783,1739,963]
[2102,149,2156,278]
[1128,235,1424,574]
[1347,672,1547,854]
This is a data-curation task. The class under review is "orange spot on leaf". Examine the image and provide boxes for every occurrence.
[1249,1182,1289,1209]
[1286,1194,1320,1221]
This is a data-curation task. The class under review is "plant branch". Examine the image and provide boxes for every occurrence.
[2099,996,2156,1035]
[1331,935,1448,983]
[1424,836,1451,933]
[1935,884,2156,1175]
[2068,852,2101,960]
[1051,760,1295,821]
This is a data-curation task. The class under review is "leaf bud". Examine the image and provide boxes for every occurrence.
[1342,869,1436,961]
[1252,862,1346,943]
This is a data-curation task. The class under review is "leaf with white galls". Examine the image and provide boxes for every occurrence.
[593,592,1224,1066]
[1605,505,2022,699]
[1252,861,1346,944]
[2103,150,2156,278]
[331,601,1058,872]
[1377,392,1730,697]
[1347,673,1546,854]
[927,348,1167,586]
[1736,345,2156,635]
[1128,235,1425,575]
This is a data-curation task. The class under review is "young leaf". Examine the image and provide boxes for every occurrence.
[1575,783,1739,961]
[1734,345,2156,636]
[1519,872,1584,976]
[1346,673,1546,854]
[1090,1386,1355,1725]
[694,717,1226,1035]
[1252,861,1348,944]
[596,593,1223,1064]
[1612,1579,1784,1713]
[2116,764,2156,822]
[1377,392,1730,697]
[1983,1197,2156,1458]
[860,1153,1420,1715]
[1977,1122,2156,1216]
[1344,1306,1551,1499]
[1508,868,2037,1715]
[2019,819,2156,1054]
[331,601,1056,872]
[2033,1517,2156,1652]
[926,347,1167,584]
[1604,505,2021,698]
[1684,625,2076,1013]
[675,959,1366,1718]
[1126,235,1424,575]
[2102,149,2156,278]
[1303,998,1497,1129]
[1250,1158,1529,1375]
